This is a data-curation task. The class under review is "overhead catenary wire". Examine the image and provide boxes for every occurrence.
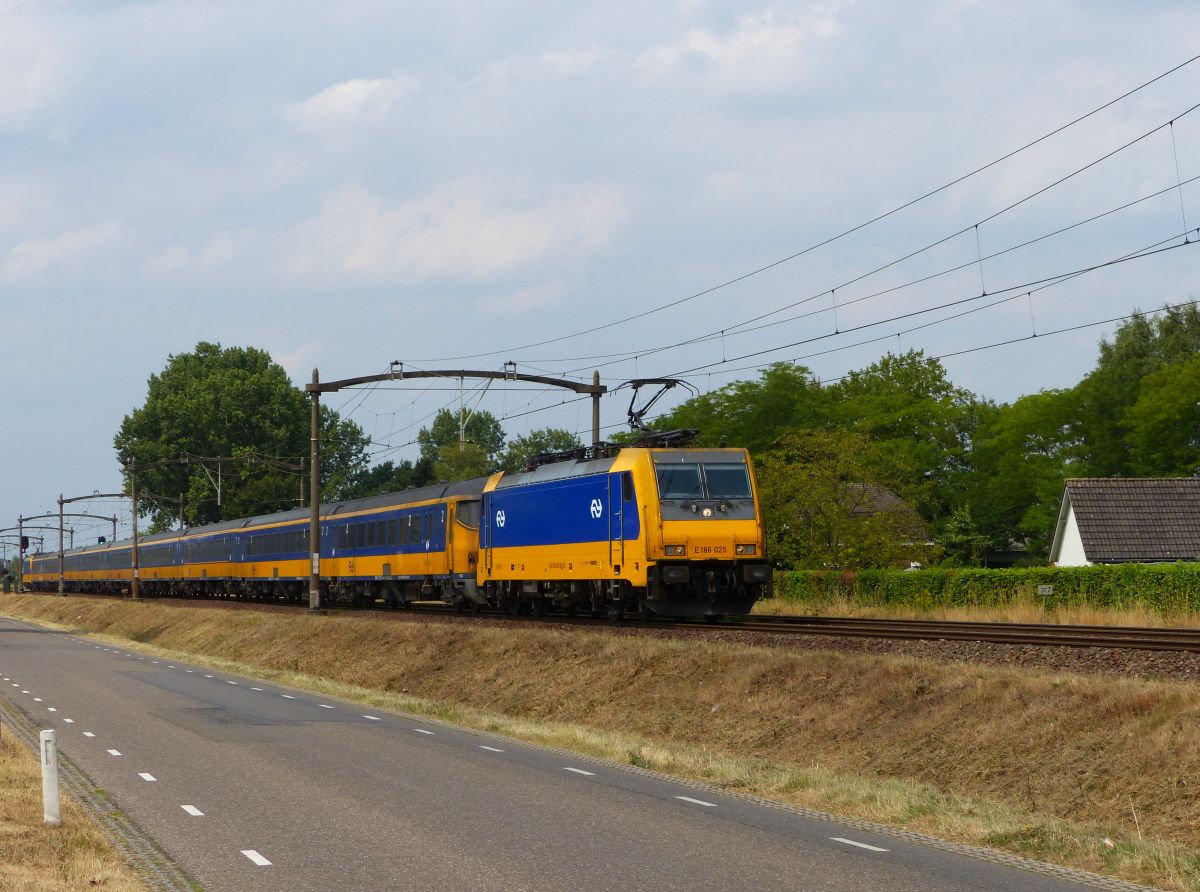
[406,53,1200,364]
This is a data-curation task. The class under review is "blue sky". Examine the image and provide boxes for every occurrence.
[2,0,1198,544]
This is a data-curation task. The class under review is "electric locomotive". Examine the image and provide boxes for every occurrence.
[23,446,770,619]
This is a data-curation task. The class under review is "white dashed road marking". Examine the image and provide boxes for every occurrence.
[318,704,334,709]
[362,715,381,721]
[204,675,214,679]
[831,837,889,852]
[63,719,74,723]
[250,687,263,691]
[413,728,435,735]
[83,732,95,738]
[181,805,204,817]
[226,681,238,685]
[139,773,157,782]
[47,707,56,712]
[676,796,717,808]
[242,850,272,866]
[107,749,122,756]
[563,767,595,776]
[32,697,41,702]
[479,745,505,753]
[281,694,295,700]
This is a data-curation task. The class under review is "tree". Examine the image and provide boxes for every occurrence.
[417,409,506,468]
[433,443,494,482]
[1074,303,1200,476]
[828,350,980,520]
[755,429,932,570]
[341,458,434,500]
[655,363,829,452]
[1124,355,1200,476]
[937,504,992,567]
[501,428,582,472]
[950,389,1081,559]
[114,342,368,528]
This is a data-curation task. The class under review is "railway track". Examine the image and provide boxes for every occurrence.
[19,589,1200,652]
[717,615,1200,652]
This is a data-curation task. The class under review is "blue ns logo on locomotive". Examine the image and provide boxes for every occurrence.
[484,472,639,549]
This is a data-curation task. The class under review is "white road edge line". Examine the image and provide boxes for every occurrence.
[139,773,157,782]
[181,805,204,816]
[241,850,272,866]
[479,745,505,753]
[563,767,595,776]
[831,837,889,852]
[675,796,717,807]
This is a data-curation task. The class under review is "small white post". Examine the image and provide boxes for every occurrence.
[40,729,61,826]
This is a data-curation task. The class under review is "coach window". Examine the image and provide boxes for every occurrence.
[406,516,418,545]
[387,519,397,546]
[355,523,364,548]
[367,523,376,547]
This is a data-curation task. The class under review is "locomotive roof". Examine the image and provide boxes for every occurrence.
[497,456,618,489]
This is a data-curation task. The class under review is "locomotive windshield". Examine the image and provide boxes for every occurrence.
[655,461,752,501]
[456,500,481,529]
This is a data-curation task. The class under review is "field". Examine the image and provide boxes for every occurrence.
[4,593,1200,891]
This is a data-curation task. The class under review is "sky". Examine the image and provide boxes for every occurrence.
[2,0,1198,546]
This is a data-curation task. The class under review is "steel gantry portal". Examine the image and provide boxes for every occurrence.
[303,365,607,611]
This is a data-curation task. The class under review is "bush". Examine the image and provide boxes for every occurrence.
[774,564,1200,614]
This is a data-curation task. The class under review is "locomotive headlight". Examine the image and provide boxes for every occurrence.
[664,545,685,556]
[735,544,756,555]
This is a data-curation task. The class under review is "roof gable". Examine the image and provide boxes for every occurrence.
[1062,478,1200,563]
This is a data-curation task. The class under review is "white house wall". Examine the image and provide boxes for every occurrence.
[1055,505,1091,566]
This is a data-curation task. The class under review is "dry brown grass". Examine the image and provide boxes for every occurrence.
[0,731,146,891]
[5,595,1200,890]
[754,593,1200,627]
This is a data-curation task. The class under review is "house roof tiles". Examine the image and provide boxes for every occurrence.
[1064,478,1200,563]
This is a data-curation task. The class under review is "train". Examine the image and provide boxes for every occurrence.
[22,444,772,619]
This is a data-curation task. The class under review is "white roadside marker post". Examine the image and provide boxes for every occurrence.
[40,729,62,826]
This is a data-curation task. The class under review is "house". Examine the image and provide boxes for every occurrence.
[1048,478,1200,566]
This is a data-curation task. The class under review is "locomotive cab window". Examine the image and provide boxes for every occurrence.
[656,464,703,500]
[705,463,752,499]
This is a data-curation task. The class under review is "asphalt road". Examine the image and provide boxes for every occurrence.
[0,615,1135,892]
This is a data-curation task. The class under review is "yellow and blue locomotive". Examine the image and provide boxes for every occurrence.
[24,446,770,619]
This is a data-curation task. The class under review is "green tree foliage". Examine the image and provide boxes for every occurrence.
[417,408,506,469]
[501,428,582,472]
[341,458,434,500]
[954,389,1080,559]
[937,504,992,567]
[1074,304,1200,476]
[114,342,368,528]
[827,350,980,519]
[658,364,828,451]
[433,443,494,482]
[1124,355,1200,475]
[756,429,933,570]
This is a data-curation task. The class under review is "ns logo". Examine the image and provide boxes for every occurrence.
[495,510,506,528]
[589,499,603,519]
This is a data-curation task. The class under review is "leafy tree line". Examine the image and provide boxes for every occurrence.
[655,302,1200,569]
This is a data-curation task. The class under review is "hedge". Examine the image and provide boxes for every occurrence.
[773,564,1200,614]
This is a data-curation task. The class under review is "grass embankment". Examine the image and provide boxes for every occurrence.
[4,595,1200,890]
[753,593,1200,626]
[0,731,146,891]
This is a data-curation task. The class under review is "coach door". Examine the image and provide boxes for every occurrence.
[608,473,628,571]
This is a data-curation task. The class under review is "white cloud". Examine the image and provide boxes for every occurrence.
[0,6,73,130]
[2,220,125,284]
[637,6,844,91]
[474,281,565,315]
[143,233,238,278]
[280,182,627,287]
[280,72,420,132]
